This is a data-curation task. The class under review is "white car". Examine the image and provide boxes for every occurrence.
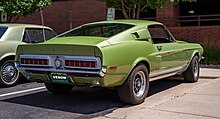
[0,24,56,87]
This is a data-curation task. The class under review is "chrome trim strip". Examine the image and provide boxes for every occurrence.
[20,54,50,59]
[18,67,100,75]
[149,65,187,81]
[19,55,102,70]
[150,72,181,81]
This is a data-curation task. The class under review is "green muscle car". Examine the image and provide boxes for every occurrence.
[0,24,56,87]
[15,20,203,104]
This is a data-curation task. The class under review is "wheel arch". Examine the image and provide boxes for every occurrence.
[134,60,150,74]
[0,54,15,65]
[184,50,201,72]
[191,50,201,61]
[124,58,150,82]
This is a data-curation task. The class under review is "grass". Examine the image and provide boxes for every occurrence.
[201,48,220,65]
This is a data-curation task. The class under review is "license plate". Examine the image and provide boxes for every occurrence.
[51,73,67,80]
[51,73,69,84]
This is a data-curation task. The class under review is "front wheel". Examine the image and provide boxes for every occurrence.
[183,56,200,82]
[0,60,19,87]
[118,64,149,105]
[45,83,73,94]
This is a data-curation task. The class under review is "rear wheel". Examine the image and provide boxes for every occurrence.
[118,64,149,105]
[183,56,200,82]
[0,60,19,87]
[45,83,73,94]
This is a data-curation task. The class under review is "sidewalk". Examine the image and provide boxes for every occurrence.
[96,68,220,119]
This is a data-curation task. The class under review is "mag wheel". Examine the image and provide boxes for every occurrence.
[45,83,73,94]
[0,60,19,87]
[183,56,200,82]
[118,64,149,105]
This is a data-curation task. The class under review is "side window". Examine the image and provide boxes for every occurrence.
[23,28,56,43]
[45,29,56,40]
[148,25,174,44]
[0,27,8,39]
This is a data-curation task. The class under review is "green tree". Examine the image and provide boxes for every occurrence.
[0,0,51,22]
[102,0,196,19]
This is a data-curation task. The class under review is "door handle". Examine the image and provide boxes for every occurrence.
[157,46,163,51]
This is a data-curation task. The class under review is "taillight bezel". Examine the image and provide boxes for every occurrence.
[64,56,102,70]
[21,58,49,66]
[19,55,50,67]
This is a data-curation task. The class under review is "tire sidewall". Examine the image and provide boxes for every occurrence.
[184,56,200,82]
[128,64,149,103]
[192,56,200,81]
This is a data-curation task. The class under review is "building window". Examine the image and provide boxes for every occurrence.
[179,0,220,26]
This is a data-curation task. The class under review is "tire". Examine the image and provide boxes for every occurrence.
[0,60,20,87]
[183,56,200,82]
[118,64,149,105]
[45,83,73,94]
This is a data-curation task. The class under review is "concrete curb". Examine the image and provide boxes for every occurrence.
[201,65,220,69]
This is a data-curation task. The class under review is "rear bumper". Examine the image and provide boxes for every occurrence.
[15,62,107,85]
[15,62,127,87]
[16,63,106,77]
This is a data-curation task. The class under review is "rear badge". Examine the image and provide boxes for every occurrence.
[54,59,62,68]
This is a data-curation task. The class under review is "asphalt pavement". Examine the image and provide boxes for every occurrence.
[0,68,219,119]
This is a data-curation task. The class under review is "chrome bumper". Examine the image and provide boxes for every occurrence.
[15,62,107,78]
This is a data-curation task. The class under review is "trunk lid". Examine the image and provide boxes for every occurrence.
[17,36,106,57]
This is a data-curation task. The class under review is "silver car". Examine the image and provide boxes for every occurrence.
[0,24,56,87]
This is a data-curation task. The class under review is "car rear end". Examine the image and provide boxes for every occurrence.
[15,21,138,87]
[15,42,108,86]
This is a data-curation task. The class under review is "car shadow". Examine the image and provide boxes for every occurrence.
[148,77,184,96]
[2,77,183,117]
[0,78,31,88]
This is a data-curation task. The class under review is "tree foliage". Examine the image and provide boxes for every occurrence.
[102,0,196,19]
[0,0,51,22]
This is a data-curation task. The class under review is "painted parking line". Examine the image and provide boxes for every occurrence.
[0,86,45,98]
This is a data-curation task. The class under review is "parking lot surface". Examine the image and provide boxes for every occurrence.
[0,68,219,119]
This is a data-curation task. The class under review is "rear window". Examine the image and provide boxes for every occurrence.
[23,28,56,43]
[59,23,135,38]
[0,27,8,39]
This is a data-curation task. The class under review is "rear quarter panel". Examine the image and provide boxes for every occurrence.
[0,28,23,60]
[99,41,157,86]
[0,41,21,60]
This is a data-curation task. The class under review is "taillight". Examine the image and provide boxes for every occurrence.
[65,60,96,68]
[21,58,48,65]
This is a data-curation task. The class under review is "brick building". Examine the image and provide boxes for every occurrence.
[2,0,220,64]
[156,1,220,64]
[11,0,107,34]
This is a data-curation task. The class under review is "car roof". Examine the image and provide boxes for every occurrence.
[0,24,52,29]
[85,20,163,26]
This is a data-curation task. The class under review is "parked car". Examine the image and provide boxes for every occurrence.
[15,20,203,104]
[0,24,56,87]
